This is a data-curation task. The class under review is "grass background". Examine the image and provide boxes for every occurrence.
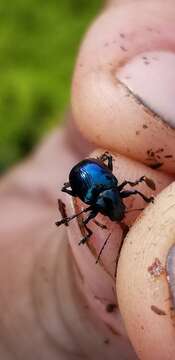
[0,0,101,172]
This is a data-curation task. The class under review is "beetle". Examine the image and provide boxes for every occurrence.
[56,152,155,246]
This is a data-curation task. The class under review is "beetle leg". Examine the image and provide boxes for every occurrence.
[79,224,93,245]
[61,182,75,196]
[57,199,68,226]
[118,176,147,191]
[79,210,98,245]
[55,205,92,227]
[98,152,113,171]
[118,176,156,191]
[120,190,154,203]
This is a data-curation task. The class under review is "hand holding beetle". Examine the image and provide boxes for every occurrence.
[0,0,175,359]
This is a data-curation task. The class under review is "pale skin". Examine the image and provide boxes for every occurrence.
[0,0,175,359]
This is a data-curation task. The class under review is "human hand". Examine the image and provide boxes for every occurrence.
[0,0,175,359]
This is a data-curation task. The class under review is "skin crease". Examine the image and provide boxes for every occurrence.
[0,0,175,359]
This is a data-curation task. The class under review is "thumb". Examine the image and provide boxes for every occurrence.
[117,182,175,360]
[72,0,175,174]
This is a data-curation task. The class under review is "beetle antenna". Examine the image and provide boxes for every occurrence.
[96,232,112,264]
[55,206,92,227]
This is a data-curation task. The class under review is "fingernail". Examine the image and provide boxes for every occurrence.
[166,244,175,309]
[117,51,175,128]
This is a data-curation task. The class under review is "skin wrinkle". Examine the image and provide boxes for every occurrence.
[65,255,102,359]
[33,226,129,359]
[28,223,66,360]
[76,275,127,342]
[55,242,89,358]
[57,240,114,359]
[32,237,65,356]
[32,229,84,358]
[70,245,85,284]
[0,320,18,360]
[59,245,104,359]
[0,220,57,360]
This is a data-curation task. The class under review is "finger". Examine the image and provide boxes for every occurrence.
[116,182,175,360]
[0,148,137,359]
[0,121,95,359]
[64,150,173,341]
[72,0,175,173]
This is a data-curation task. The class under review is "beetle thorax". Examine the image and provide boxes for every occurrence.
[96,189,125,222]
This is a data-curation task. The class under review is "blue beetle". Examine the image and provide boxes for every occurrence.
[56,152,154,246]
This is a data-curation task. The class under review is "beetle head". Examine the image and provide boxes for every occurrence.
[96,189,125,222]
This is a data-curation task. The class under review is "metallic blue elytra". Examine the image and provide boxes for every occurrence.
[56,152,154,247]
[69,159,118,203]
[69,158,125,222]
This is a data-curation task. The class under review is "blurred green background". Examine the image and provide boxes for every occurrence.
[0,0,101,173]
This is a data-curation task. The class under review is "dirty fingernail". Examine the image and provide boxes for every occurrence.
[117,51,175,128]
[166,243,175,309]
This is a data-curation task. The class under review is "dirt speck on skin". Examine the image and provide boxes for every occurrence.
[107,324,121,337]
[146,148,165,169]
[104,338,110,345]
[119,33,125,38]
[146,149,173,161]
[164,154,173,158]
[151,305,166,316]
[120,45,127,52]
[146,27,160,34]
[84,304,89,310]
[143,124,148,129]
[144,60,150,65]
[146,27,153,32]
[144,176,156,191]
[149,162,163,169]
[136,130,140,135]
[106,303,117,313]
[125,75,131,80]
[148,258,165,278]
